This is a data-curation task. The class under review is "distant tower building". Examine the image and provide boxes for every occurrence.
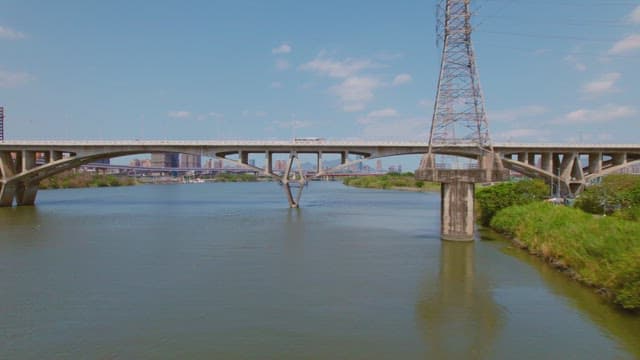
[151,153,180,168]
[376,159,382,171]
[0,106,4,141]
[180,154,202,168]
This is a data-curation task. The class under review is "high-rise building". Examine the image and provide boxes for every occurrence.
[180,154,201,168]
[376,160,382,171]
[151,153,180,168]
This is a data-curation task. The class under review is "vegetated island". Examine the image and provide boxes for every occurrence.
[40,171,136,189]
[343,172,440,192]
[477,176,640,311]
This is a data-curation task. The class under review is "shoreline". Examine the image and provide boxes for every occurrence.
[489,202,640,312]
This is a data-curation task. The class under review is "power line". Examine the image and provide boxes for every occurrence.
[480,30,622,43]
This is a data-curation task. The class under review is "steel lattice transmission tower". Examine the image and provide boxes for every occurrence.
[427,0,491,154]
[0,107,4,142]
[417,0,507,242]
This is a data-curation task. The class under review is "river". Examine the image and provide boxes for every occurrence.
[1,182,639,359]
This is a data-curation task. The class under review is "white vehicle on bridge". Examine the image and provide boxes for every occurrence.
[293,137,325,143]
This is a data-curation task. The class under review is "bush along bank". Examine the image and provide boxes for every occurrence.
[490,202,640,311]
[343,172,440,192]
[574,174,640,221]
[40,172,136,189]
[475,179,549,226]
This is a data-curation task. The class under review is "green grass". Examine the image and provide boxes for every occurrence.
[491,202,640,310]
[343,172,439,191]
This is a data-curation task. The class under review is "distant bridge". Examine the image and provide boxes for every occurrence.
[1,140,639,207]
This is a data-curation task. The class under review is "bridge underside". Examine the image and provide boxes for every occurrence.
[0,142,639,208]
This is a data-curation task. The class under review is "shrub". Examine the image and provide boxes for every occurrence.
[476,179,548,226]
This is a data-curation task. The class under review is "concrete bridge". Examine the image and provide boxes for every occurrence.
[1,140,639,208]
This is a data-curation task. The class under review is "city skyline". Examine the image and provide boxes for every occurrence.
[1,1,638,150]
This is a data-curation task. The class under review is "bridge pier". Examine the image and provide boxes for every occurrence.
[0,182,16,207]
[417,153,509,241]
[15,181,39,206]
[440,180,475,241]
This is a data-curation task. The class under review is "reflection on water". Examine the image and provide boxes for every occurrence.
[417,241,503,358]
[485,230,640,358]
[1,183,640,359]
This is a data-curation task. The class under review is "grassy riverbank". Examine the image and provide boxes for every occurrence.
[40,172,136,189]
[491,202,640,311]
[343,172,439,192]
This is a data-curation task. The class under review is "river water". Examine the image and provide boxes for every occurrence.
[1,182,639,359]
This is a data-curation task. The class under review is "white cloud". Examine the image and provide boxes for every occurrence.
[556,104,637,124]
[0,25,26,40]
[167,110,191,119]
[493,129,547,140]
[608,33,640,55]
[331,76,381,112]
[629,5,640,24]
[418,99,432,108]
[581,72,620,96]
[358,108,399,124]
[490,105,548,122]
[564,54,587,72]
[242,110,267,117]
[196,112,224,121]
[271,81,282,88]
[300,57,377,78]
[272,43,292,54]
[275,59,290,70]
[367,108,399,118]
[392,73,412,86]
[360,117,428,140]
[274,119,312,129]
[0,69,33,87]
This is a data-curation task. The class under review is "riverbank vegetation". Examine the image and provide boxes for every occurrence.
[40,172,136,189]
[475,179,548,226]
[343,172,440,191]
[491,202,640,310]
[574,174,640,221]
[208,173,259,182]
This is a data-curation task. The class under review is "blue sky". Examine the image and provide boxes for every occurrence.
[1,1,639,154]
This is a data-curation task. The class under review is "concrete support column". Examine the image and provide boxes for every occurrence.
[264,151,272,175]
[517,152,527,164]
[541,153,552,173]
[240,151,249,165]
[14,153,22,174]
[22,150,35,173]
[441,181,475,242]
[552,154,562,179]
[527,153,536,166]
[341,151,348,165]
[588,152,602,175]
[15,181,38,206]
[560,153,576,179]
[0,182,16,207]
[317,151,323,173]
[612,153,627,166]
[50,150,63,162]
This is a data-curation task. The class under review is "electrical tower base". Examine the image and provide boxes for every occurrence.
[417,168,509,241]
